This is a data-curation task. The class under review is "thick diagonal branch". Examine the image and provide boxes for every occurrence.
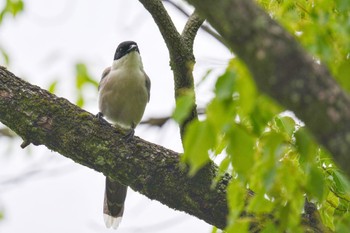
[186,0,350,177]
[0,67,229,229]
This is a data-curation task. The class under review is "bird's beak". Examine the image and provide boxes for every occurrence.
[127,44,138,53]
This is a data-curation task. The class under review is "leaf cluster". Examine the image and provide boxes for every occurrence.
[258,0,350,92]
[177,58,350,232]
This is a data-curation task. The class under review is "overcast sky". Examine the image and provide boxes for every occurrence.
[0,0,232,232]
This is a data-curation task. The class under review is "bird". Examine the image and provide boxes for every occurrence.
[97,41,151,229]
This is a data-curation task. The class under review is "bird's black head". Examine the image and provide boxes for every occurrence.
[114,41,139,60]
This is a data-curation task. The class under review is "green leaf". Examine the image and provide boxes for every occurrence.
[261,222,279,233]
[331,170,350,198]
[74,62,98,107]
[335,0,350,12]
[294,128,318,166]
[182,120,215,176]
[336,60,350,92]
[10,0,24,16]
[76,94,84,107]
[215,70,236,101]
[306,166,326,201]
[48,80,58,93]
[211,226,218,233]
[75,62,98,89]
[274,115,296,138]
[226,176,250,233]
[172,90,194,124]
[247,193,274,213]
[0,0,24,24]
[237,75,256,115]
[232,60,257,115]
[259,131,286,190]
[279,202,291,231]
[226,219,249,233]
[0,48,10,65]
[226,179,246,223]
[206,98,235,134]
[321,191,338,230]
[250,96,281,135]
[335,212,350,233]
[213,156,231,186]
[227,126,255,179]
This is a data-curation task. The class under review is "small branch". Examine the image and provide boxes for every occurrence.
[181,10,205,52]
[140,116,170,127]
[303,200,332,233]
[138,0,198,139]
[140,108,205,127]
[139,0,182,51]
[163,0,227,46]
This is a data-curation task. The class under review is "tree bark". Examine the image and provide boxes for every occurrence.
[186,0,350,177]
[139,0,199,138]
[0,66,229,229]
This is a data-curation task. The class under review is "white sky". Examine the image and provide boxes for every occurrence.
[0,0,232,232]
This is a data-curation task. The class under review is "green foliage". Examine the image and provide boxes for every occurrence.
[0,48,10,65]
[177,57,350,231]
[227,125,255,180]
[44,63,98,107]
[75,62,99,107]
[257,0,350,93]
[48,80,58,93]
[0,0,24,24]
[226,179,248,233]
[172,90,195,124]
[177,1,350,231]
[182,120,215,176]
[335,212,350,233]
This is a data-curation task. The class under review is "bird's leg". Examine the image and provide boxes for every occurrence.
[96,112,110,125]
[123,123,135,141]
[123,128,135,141]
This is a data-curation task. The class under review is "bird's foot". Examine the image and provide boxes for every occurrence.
[96,112,110,124]
[96,112,104,119]
[123,128,135,142]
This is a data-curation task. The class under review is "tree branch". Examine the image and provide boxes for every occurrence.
[185,0,350,177]
[0,66,229,229]
[181,10,204,53]
[138,0,198,138]
[163,0,226,46]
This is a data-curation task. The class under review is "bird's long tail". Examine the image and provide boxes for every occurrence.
[103,177,128,229]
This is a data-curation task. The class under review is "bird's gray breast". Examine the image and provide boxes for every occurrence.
[98,68,148,128]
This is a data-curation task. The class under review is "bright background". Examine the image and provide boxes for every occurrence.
[0,0,232,232]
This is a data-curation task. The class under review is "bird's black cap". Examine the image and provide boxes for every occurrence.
[114,41,140,60]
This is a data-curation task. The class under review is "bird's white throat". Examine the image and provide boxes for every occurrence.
[111,51,143,71]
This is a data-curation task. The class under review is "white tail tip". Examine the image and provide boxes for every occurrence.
[103,214,122,230]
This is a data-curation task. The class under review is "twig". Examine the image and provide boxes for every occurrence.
[163,0,227,46]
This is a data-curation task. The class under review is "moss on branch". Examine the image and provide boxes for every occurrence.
[0,66,229,228]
